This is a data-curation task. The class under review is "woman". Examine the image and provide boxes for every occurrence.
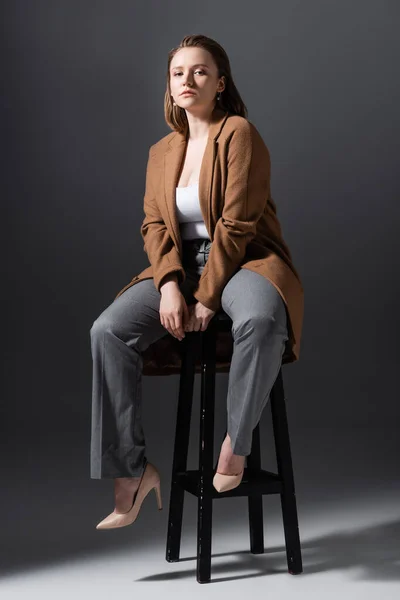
[90,34,304,530]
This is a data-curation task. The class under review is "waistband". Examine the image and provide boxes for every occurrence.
[181,238,212,272]
[182,238,212,252]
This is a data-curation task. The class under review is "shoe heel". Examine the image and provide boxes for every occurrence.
[154,480,162,510]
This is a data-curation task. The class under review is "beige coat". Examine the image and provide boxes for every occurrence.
[115,107,304,363]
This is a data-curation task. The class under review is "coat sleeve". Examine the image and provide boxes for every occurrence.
[192,122,270,312]
[140,146,186,292]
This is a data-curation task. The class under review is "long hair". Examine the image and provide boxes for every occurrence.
[164,34,248,134]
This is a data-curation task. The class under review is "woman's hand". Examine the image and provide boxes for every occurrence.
[184,301,216,333]
[159,281,189,341]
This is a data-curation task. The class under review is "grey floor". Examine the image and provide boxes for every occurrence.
[1,422,399,597]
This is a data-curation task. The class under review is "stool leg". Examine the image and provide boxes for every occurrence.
[196,322,217,584]
[247,423,264,554]
[270,369,303,574]
[166,333,197,563]
[213,427,227,473]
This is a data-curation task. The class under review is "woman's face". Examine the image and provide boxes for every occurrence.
[169,47,224,113]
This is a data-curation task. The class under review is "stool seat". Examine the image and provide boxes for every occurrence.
[147,309,304,583]
[141,308,292,376]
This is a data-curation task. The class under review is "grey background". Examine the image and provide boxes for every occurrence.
[2,0,400,585]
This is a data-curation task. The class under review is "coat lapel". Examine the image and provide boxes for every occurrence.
[163,107,229,255]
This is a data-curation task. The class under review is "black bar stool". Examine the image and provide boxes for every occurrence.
[165,310,303,583]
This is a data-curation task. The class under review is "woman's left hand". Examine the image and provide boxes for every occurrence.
[184,301,216,332]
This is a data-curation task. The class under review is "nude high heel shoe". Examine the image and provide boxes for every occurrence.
[96,462,162,530]
[213,468,244,493]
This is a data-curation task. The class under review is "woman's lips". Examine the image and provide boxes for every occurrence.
[181,91,196,96]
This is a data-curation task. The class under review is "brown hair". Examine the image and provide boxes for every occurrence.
[164,34,248,134]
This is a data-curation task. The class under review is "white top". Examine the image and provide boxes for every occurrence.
[175,182,210,240]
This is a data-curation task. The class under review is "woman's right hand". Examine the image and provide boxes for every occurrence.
[159,279,189,341]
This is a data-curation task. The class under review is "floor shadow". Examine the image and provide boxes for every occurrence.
[138,518,400,583]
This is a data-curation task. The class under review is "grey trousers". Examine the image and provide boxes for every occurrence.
[90,238,289,479]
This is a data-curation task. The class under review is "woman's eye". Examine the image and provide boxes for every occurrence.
[173,70,205,76]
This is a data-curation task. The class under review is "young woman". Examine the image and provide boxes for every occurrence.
[90,34,304,529]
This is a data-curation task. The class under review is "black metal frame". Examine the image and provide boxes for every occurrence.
[165,312,302,583]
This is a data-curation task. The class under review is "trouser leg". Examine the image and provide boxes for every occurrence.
[90,265,204,479]
[90,278,169,478]
[220,268,289,456]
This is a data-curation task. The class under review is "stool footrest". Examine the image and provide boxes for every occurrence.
[173,468,283,498]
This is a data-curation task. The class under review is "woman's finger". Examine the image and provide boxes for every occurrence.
[172,311,184,339]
